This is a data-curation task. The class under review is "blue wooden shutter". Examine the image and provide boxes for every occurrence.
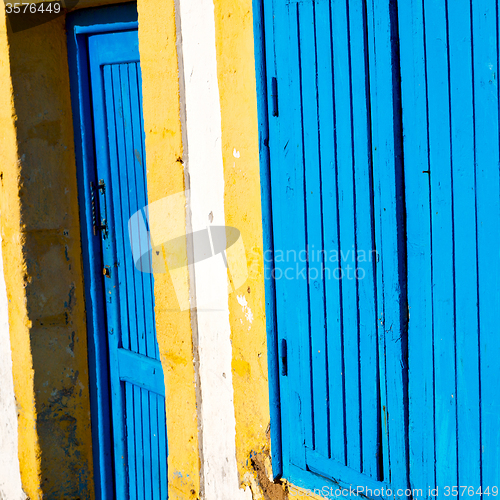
[265,0,407,494]
[88,30,168,500]
[263,0,500,495]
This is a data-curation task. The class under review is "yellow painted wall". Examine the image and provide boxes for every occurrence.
[137,1,201,499]
[1,1,202,497]
[213,0,270,477]
[212,0,289,498]
[0,5,96,498]
[0,5,41,497]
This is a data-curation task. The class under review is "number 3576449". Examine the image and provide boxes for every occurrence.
[5,3,61,13]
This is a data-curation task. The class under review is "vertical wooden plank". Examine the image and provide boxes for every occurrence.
[120,64,148,358]
[126,383,138,500]
[128,63,157,361]
[349,0,379,479]
[296,0,329,457]
[158,396,168,500]
[133,385,145,500]
[315,0,346,465]
[149,392,160,500]
[112,65,140,356]
[332,0,362,473]
[366,0,408,488]
[423,0,458,492]
[141,388,152,499]
[104,64,131,354]
[365,1,390,481]
[448,0,481,493]
[398,0,436,492]
[361,0,392,483]
[473,0,500,489]
[266,0,297,474]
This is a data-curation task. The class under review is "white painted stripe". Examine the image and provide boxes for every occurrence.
[0,229,26,500]
[175,0,251,498]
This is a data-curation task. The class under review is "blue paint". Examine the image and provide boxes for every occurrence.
[400,0,500,494]
[67,7,139,499]
[398,0,436,493]
[255,0,500,496]
[67,8,168,499]
[366,0,409,489]
[315,0,346,469]
[473,0,500,490]
[257,0,407,494]
[252,0,283,478]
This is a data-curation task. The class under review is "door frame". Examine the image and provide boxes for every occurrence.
[251,0,282,481]
[66,5,139,499]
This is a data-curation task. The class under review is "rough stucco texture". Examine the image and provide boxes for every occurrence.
[213,0,271,484]
[138,0,202,498]
[0,10,94,499]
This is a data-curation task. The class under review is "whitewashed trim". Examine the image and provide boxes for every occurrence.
[175,0,251,498]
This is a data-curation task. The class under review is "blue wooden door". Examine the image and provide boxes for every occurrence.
[261,0,499,496]
[88,30,168,499]
[264,0,406,494]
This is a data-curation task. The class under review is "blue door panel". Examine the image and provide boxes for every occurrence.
[260,0,500,496]
[87,30,168,500]
[264,0,406,494]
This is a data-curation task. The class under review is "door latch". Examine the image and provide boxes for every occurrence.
[90,179,108,238]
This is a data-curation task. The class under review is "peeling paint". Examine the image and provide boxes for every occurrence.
[237,294,254,327]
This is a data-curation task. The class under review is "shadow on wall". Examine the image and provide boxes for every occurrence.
[5,13,93,498]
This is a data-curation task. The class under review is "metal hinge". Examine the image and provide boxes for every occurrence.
[280,338,287,376]
[90,179,108,238]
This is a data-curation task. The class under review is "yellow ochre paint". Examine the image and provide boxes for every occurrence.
[212,0,272,487]
[138,0,201,498]
[0,6,42,498]
[0,6,95,498]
